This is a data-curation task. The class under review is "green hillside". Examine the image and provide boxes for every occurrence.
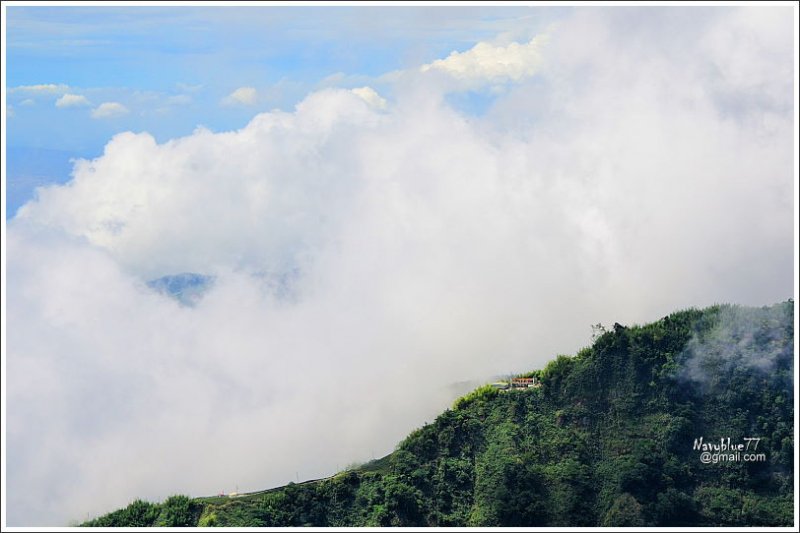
[83,301,795,527]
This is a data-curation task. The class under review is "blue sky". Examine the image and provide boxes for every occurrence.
[5,5,563,216]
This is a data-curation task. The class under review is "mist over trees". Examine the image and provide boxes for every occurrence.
[84,301,794,527]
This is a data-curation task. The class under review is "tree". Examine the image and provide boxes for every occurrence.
[602,493,645,526]
[155,495,198,527]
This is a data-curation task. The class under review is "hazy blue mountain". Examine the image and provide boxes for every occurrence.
[147,273,215,307]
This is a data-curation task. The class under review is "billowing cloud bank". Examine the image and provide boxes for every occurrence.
[6,7,795,525]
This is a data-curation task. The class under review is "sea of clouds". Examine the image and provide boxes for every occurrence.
[5,7,795,525]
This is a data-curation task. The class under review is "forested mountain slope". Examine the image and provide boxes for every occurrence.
[83,301,795,527]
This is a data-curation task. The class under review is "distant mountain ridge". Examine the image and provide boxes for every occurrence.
[83,301,795,527]
[147,273,215,306]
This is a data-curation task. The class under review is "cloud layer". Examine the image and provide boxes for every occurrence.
[6,7,795,526]
[222,86,259,106]
[421,34,547,84]
[8,83,69,94]
[91,102,129,119]
[55,94,91,108]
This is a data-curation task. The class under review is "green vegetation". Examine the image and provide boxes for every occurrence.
[452,383,498,410]
[83,496,201,527]
[83,301,794,527]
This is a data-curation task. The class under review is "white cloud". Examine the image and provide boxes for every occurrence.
[18,89,382,279]
[8,83,69,94]
[167,94,192,106]
[699,7,793,115]
[351,86,387,109]
[221,86,258,106]
[6,7,795,526]
[175,82,203,93]
[91,102,129,119]
[55,94,91,108]
[20,99,35,106]
[421,34,547,84]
